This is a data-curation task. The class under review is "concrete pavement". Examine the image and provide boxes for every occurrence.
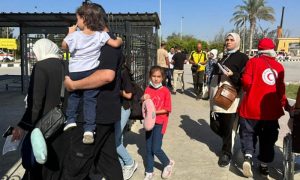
[1,64,299,180]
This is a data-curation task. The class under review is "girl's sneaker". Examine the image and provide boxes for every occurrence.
[162,160,175,179]
[144,172,154,180]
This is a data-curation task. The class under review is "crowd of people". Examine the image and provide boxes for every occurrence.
[6,2,298,180]
[157,33,297,178]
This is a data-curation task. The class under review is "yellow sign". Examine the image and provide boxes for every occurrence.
[0,38,17,50]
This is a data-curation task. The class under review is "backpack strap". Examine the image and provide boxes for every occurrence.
[59,61,65,108]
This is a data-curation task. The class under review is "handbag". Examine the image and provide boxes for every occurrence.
[213,75,237,110]
[31,128,47,164]
[201,83,209,99]
[142,99,156,131]
[35,64,65,139]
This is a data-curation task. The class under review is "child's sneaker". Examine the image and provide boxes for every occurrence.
[162,160,175,179]
[259,165,270,177]
[83,131,94,144]
[144,172,154,180]
[242,156,253,177]
[63,122,77,131]
[123,160,138,180]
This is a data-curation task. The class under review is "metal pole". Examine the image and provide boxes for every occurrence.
[280,6,285,28]
[159,0,162,45]
[243,17,246,53]
[180,17,184,40]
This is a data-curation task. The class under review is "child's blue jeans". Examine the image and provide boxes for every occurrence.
[66,69,98,132]
[145,124,170,173]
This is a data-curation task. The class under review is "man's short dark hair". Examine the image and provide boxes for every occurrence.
[175,46,181,50]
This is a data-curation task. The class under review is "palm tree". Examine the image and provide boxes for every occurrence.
[231,0,275,53]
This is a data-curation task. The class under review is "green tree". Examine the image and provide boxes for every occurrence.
[209,29,227,54]
[231,0,275,53]
[165,33,208,54]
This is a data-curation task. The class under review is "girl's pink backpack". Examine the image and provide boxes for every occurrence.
[142,99,156,131]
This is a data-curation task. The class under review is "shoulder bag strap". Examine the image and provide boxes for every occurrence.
[217,54,231,86]
[59,62,65,107]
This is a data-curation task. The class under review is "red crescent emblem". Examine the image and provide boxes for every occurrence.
[267,73,273,81]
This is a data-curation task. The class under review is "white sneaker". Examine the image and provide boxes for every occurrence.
[63,122,77,131]
[144,172,154,180]
[242,156,253,178]
[162,160,175,179]
[82,131,94,144]
[123,160,138,180]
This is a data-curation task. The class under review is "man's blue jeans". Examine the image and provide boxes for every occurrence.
[115,107,133,166]
[145,124,170,173]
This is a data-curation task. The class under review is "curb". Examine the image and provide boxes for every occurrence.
[278,59,300,62]
[1,159,25,180]
[0,63,21,68]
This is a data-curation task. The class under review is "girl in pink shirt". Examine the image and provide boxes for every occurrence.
[142,66,175,180]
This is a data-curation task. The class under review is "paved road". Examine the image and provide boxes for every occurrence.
[1,60,299,81]
[281,61,300,83]
[0,64,299,180]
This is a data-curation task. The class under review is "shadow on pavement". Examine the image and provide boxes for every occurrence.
[124,127,147,168]
[183,87,197,99]
[179,115,220,156]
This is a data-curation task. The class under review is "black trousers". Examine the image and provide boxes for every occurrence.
[192,71,204,95]
[210,112,236,157]
[239,117,279,163]
[62,123,123,180]
[166,68,173,88]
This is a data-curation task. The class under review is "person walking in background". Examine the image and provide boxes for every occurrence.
[142,66,175,180]
[189,42,207,100]
[157,41,170,88]
[115,61,138,180]
[206,49,218,86]
[62,3,122,144]
[171,46,186,94]
[202,49,218,99]
[12,38,65,180]
[209,33,248,167]
[238,38,291,178]
[167,47,175,89]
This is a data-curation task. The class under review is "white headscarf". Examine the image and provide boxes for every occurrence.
[226,33,241,54]
[32,38,60,61]
[209,49,218,59]
[258,49,277,58]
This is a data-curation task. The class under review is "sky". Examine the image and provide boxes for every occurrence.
[1,0,300,41]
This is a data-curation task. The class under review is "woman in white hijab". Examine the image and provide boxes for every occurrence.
[12,38,65,179]
[209,33,249,167]
[32,38,61,61]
